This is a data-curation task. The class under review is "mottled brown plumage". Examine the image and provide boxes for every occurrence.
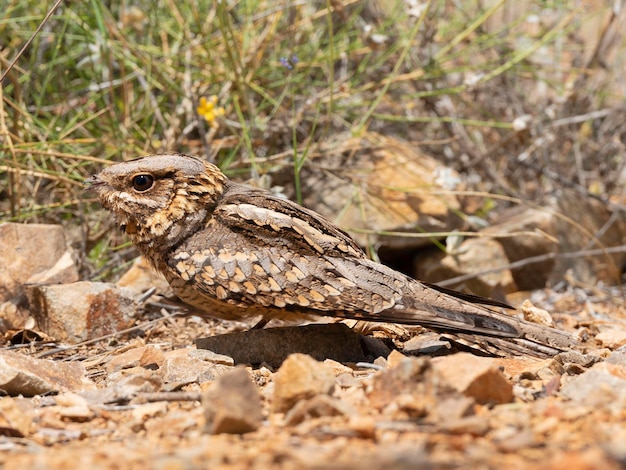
[88,154,576,357]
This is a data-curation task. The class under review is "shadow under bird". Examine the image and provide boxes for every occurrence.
[87,154,576,357]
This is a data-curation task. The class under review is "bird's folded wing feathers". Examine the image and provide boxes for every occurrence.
[207,186,577,356]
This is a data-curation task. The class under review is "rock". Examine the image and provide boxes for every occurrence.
[0,223,79,300]
[0,397,35,437]
[440,415,490,436]
[498,356,564,382]
[196,324,365,367]
[323,359,354,376]
[27,281,137,342]
[603,425,626,464]
[0,350,95,396]
[433,353,513,404]
[284,394,355,426]
[550,190,626,285]
[507,192,626,287]
[432,395,475,422]
[368,357,435,412]
[402,333,453,356]
[554,351,600,369]
[94,369,162,403]
[520,299,555,327]
[346,416,377,439]
[373,356,388,368]
[335,373,359,388]
[547,448,622,470]
[273,353,336,413]
[160,349,231,390]
[107,371,163,401]
[143,408,202,439]
[203,367,263,434]
[0,302,29,334]
[414,237,516,298]
[280,132,462,250]
[414,190,626,294]
[493,356,545,379]
[189,348,235,366]
[53,392,95,421]
[105,346,146,373]
[386,349,408,368]
[139,345,167,369]
[326,443,432,469]
[130,402,169,431]
[485,206,559,290]
[0,223,79,329]
[103,347,233,394]
[561,362,626,409]
[116,256,173,297]
[606,351,626,365]
[105,346,165,373]
[493,427,537,452]
[33,426,84,445]
[595,327,626,349]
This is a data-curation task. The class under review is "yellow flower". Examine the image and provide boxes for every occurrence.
[197,96,225,127]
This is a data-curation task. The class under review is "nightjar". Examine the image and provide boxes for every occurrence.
[88,154,576,357]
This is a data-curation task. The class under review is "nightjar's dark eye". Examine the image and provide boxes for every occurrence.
[131,174,154,192]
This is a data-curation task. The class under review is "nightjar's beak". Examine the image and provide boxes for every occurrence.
[84,174,103,191]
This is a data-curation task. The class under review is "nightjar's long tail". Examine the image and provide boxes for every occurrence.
[367,281,577,358]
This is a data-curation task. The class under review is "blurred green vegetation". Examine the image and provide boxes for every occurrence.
[1,0,624,276]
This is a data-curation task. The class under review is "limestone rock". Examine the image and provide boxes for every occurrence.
[273,353,336,413]
[281,132,462,250]
[485,206,558,290]
[414,190,626,295]
[0,223,79,302]
[561,361,626,409]
[550,190,626,285]
[27,281,137,343]
[368,356,436,414]
[0,350,95,396]
[105,346,165,373]
[160,348,231,390]
[116,256,173,298]
[0,223,79,329]
[414,237,516,298]
[203,367,263,434]
[433,353,513,404]
[0,397,35,437]
[285,394,355,426]
[595,327,626,350]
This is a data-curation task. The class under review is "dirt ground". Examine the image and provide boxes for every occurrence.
[1,282,626,470]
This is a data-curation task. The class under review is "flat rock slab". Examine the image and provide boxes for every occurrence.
[196,323,366,367]
[0,351,95,396]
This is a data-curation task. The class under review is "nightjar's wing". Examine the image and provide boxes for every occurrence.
[169,182,575,355]
[170,183,407,315]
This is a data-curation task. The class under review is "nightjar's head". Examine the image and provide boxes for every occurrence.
[87,154,226,250]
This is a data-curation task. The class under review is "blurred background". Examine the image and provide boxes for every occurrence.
[1,0,625,294]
